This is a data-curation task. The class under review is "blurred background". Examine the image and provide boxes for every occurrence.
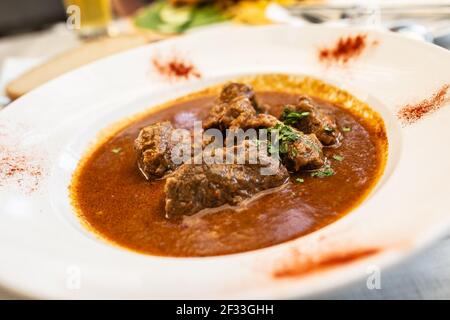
[0,0,449,105]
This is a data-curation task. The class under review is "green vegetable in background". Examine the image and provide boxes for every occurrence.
[159,4,192,26]
[134,1,165,30]
[189,5,227,28]
[134,1,227,34]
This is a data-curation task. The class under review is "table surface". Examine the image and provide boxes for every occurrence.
[1,23,450,300]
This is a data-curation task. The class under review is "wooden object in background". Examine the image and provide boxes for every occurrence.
[6,32,165,100]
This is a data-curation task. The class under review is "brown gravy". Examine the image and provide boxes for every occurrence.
[70,80,387,257]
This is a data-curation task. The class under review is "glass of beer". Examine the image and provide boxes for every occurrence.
[64,0,113,38]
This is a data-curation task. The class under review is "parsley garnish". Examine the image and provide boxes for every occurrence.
[311,164,335,178]
[268,123,322,155]
[268,123,302,155]
[270,123,302,141]
[333,155,344,161]
[279,141,289,154]
[295,178,304,183]
[281,107,310,125]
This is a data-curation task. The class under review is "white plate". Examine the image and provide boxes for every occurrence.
[0,25,449,299]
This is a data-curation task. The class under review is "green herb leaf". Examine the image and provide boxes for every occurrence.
[333,155,344,161]
[269,123,302,142]
[342,126,351,132]
[268,123,322,155]
[311,165,335,178]
[268,123,301,155]
[295,178,304,183]
[281,107,310,125]
[279,141,289,154]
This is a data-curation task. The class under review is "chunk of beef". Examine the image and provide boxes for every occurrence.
[219,82,257,107]
[203,96,257,130]
[268,123,324,172]
[203,94,325,172]
[241,113,280,129]
[203,82,272,130]
[240,116,324,170]
[283,133,324,171]
[219,82,270,113]
[282,96,340,146]
[202,103,225,130]
[134,121,177,179]
[164,142,289,217]
[203,83,326,174]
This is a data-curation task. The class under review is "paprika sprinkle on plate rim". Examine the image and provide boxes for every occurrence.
[152,52,202,81]
[0,124,47,194]
[397,84,450,125]
[318,33,378,66]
